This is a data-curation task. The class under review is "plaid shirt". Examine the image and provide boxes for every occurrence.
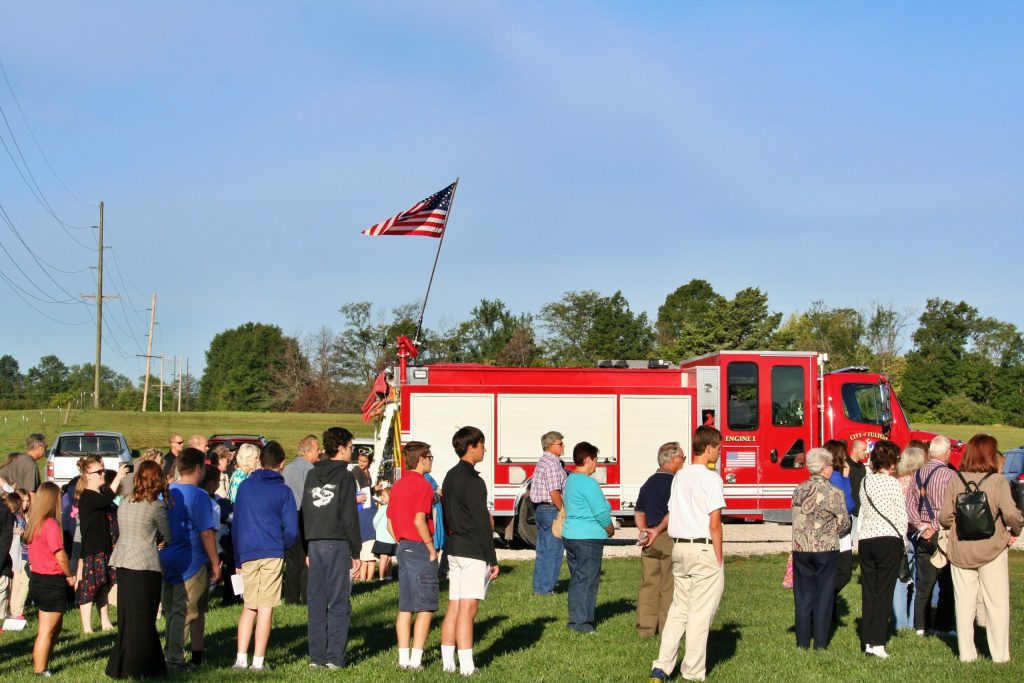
[906,460,954,532]
[530,451,567,504]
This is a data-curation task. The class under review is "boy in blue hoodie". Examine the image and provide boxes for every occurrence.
[231,441,299,672]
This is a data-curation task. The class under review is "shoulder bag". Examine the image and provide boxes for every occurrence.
[863,482,913,584]
[551,506,567,539]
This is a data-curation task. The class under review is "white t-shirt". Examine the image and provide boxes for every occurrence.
[667,464,726,540]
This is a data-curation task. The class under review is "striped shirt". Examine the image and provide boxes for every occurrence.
[906,460,954,531]
[530,452,567,505]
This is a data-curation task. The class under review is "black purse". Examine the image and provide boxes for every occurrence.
[864,484,913,584]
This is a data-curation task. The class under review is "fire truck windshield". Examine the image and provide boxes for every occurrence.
[840,382,890,426]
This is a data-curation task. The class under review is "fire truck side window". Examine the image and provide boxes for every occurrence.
[841,383,884,425]
[771,366,805,427]
[727,362,758,431]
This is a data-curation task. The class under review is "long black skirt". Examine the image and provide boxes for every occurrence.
[105,568,167,679]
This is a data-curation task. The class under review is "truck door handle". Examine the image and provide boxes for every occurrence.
[770,448,778,464]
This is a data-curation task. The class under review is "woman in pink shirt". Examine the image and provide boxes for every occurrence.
[26,482,75,677]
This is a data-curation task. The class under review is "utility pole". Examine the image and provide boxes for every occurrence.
[141,293,157,411]
[159,354,165,412]
[177,354,183,412]
[81,202,118,408]
[185,357,190,411]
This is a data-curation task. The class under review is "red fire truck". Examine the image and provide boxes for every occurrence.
[368,339,959,538]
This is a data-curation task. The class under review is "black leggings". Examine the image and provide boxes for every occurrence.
[859,536,903,647]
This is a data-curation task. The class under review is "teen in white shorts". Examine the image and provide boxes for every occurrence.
[447,556,489,601]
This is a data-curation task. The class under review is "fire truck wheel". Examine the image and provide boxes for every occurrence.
[516,496,538,548]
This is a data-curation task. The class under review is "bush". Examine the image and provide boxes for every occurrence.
[932,394,1001,425]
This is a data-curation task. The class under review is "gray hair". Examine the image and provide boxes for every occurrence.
[26,433,46,450]
[236,443,260,472]
[541,431,564,451]
[805,447,832,475]
[929,434,951,459]
[898,447,927,476]
[657,442,682,467]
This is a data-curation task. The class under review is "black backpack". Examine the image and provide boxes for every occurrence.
[954,472,996,541]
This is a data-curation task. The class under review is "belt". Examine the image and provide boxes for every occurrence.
[535,502,554,507]
[673,538,711,544]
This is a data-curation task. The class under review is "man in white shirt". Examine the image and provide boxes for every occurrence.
[650,426,726,683]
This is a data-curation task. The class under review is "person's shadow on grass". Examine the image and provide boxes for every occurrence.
[705,621,741,676]
[475,615,557,667]
[594,598,635,625]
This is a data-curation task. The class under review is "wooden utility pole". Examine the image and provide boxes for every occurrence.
[81,202,119,408]
[159,354,165,412]
[177,354,183,412]
[141,293,157,411]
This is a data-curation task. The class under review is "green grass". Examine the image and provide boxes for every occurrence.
[0,409,374,455]
[916,423,1024,450]
[0,554,1022,681]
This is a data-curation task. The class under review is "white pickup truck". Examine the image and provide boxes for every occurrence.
[46,431,139,488]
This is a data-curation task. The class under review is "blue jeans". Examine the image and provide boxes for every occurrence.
[307,540,353,667]
[564,538,604,632]
[532,504,564,594]
[892,542,916,630]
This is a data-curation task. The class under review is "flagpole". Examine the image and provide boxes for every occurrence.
[414,177,458,345]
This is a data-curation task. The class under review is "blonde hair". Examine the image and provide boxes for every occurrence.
[75,454,104,502]
[236,443,260,473]
[26,481,61,543]
[139,448,164,464]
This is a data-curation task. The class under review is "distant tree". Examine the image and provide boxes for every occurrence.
[65,364,134,409]
[198,322,302,411]
[332,302,420,385]
[540,290,654,366]
[656,281,783,359]
[25,355,70,406]
[901,299,979,415]
[444,299,538,366]
[0,355,24,407]
[776,301,868,369]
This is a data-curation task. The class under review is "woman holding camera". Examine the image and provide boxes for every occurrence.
[75,455,128,633]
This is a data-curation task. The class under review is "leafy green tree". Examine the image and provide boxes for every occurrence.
[0,355,24,408]
[776,302,867,368]
[656,281,783,359]
[25,355,70,406]
[901,299,979,415]
[540,290,654,366]
[198,322,303,411]
[332,302,420,385]
[444,299,538,366]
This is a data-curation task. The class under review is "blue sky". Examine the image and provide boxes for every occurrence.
[1,1,1021,382]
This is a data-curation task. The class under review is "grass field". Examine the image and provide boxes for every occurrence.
[2,409,1021,457]
[0,410,375,455]
[0,553,1022,681]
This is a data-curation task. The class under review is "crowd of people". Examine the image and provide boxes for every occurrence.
[0,426,1022,679]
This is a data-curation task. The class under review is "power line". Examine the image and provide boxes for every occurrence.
[0,61,95,209]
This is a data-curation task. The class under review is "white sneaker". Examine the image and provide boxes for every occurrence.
[916,630,925,636]
[866,645,889,659]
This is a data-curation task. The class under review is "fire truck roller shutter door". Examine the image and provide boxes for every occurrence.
[619,395,693,510]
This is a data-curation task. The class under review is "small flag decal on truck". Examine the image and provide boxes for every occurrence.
[725,450,756,468]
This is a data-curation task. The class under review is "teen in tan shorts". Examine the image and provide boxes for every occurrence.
[241,557,284,609]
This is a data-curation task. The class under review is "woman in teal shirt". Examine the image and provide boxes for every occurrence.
[563,441,614,633]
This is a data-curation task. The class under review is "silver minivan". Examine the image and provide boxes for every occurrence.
[47,431,138,488]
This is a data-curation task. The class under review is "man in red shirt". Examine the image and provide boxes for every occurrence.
[386,441,437,670]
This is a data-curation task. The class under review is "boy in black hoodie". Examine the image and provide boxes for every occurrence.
[301,427,362,669]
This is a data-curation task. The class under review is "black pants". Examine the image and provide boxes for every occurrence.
[859,536,902,647]
[283,539,308,604]
[105,569,166,679]
[835,550,853,594]
[914,544,954,631]
[793,551,839,649]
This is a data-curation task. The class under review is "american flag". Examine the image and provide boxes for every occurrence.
[361,181,456,238]
[725,450,756,468]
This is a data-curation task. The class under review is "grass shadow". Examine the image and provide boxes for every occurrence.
[706,621,741,676]
[475,616,556,667]
[594,598,634,626]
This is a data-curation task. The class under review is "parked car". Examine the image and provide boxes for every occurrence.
[207,434,268,454]
[47,431,138,488]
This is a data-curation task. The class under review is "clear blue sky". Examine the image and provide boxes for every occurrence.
[2,1,1021,382]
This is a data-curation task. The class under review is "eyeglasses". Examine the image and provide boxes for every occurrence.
[87,469,104,476]
[171,441,183,445]
[424,455,434,460]
[553,442,564,447]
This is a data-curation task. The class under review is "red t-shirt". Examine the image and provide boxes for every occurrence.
[386,470,434,542]
[27,517,65,576]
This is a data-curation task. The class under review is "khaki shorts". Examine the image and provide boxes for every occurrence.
[241,557,284,609]
[359,539,377,563]
[183,565,209,617]
[447,555,488,601]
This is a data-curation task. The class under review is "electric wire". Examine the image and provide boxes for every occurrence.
[0,61,95,209]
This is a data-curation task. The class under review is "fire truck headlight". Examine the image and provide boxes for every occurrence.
[725,473,736,484]
[508,467,526,485]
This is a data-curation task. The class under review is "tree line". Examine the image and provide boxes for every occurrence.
[3,280,1021,426]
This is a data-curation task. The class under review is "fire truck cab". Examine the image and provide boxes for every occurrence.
[679,350,960,522]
